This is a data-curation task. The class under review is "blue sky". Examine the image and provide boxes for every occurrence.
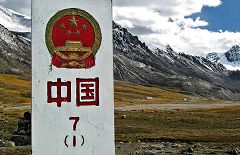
[189,0,240,32]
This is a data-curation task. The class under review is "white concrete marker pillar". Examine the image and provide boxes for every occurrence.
[32,0,115,154]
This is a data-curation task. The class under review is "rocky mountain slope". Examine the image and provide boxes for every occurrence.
[206,45,240,70]
[0,24,31,75]
[113,22,240,99]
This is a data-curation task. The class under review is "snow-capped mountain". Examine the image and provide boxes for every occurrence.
[0,5,31,32]
[206,45,240,71]
[0,6,31,76]
[113,21,240,99]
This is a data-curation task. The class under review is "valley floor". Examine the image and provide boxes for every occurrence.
[1,75,240,154]
[114,81,240,154]
[115,105,240,154]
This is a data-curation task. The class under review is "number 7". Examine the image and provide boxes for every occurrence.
[69,117,80,131]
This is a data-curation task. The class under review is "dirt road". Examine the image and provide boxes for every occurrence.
[115,103,240,111]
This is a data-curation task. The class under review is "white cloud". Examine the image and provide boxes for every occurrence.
[113,0,240,55]
[144,29,240,55]
[176,17,208,28]
[113,0,222,17]
[202,0,222,7]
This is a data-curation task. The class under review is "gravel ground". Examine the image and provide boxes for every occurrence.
[116,142,240,155]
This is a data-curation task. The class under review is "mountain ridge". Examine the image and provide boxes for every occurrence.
[113,21,240,100]
[0,5,240,100]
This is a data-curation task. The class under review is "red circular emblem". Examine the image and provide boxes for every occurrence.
[45,8,102,69]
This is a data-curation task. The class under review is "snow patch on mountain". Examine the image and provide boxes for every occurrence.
[0,25,20,50]
[138,36,166,52]
[224,64,240,71]
[0,5,31,32]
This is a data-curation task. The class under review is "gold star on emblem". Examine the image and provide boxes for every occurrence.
[67,30,72,36]
[60,22,65,29]
[69,16,79,27]
[72,10,77,15]
[82,24,87,30]
[76,30,80,36]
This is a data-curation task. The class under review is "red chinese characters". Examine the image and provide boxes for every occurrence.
[47,78,99,107]
[47,78,71,107]
[76,78,99,106]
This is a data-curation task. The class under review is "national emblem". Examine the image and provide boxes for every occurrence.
[45,8,102,69]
